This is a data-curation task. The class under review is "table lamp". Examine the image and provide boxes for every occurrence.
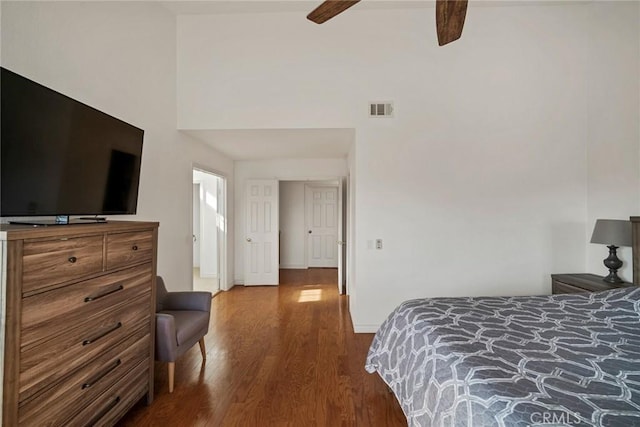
[590,219,632,283]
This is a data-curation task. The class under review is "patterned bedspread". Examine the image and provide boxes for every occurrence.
[365,287,640,427]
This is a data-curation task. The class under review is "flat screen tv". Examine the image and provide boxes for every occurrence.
[1,67,144,223]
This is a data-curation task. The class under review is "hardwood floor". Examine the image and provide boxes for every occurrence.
[119,269,406,426]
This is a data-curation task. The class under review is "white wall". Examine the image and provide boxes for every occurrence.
[178,2,640,331]
[585,2,640,282]
[1,1,235,291]
[234,158,348,283]
[279,181,306,268]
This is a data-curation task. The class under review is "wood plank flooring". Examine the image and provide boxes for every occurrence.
[119,269,406,426]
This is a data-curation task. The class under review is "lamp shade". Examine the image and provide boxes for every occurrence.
[590,219,632,247]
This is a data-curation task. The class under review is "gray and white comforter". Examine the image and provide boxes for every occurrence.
[365,287,640,427]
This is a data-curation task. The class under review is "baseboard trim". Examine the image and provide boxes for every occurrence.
[279,264,307,269]
[234,279,244,286]
[353,324,381,334]
[221,283,235,292]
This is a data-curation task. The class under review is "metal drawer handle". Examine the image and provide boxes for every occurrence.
[132,245,138,251]
[84,285,124,303]
[82,322,122,346]
[68,256,77,263]
[81,359,121,390]
[85,396,120,427]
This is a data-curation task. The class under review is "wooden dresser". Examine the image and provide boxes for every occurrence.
[0,221,158,426]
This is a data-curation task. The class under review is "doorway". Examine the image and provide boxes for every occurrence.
[276,179,347,294]
[192,167,227,294]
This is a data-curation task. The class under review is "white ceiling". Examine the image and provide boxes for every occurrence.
[182,128,355,160]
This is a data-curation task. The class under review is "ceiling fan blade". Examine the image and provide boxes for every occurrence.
[436,0,468,46]
[307,0,361,24]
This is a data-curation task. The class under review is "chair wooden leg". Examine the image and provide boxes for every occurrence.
[168,362,175,393]
[199,338,206,361]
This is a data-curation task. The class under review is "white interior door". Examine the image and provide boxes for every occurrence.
[192,183,201,268]
[199,177,218,280]
[245,179,279,285]
[306,185,339,268]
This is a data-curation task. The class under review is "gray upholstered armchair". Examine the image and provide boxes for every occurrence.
[155,276,212,393]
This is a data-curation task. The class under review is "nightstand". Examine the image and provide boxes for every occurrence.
[551,273,633,295]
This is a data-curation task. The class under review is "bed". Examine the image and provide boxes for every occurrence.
[365,286,640,426]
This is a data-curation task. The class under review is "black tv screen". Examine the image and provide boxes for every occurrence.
[1,67,144,217]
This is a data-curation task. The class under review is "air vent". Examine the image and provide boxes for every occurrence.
[369,102,394,118]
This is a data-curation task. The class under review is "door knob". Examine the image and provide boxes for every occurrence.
[246,238,252,242]
[308,230,312,234]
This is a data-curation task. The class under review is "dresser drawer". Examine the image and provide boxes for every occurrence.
[106,231,153,270]
[19,295,150,401]
[22,235,104,293]
[18,331,149,426]
[552,281,589,294]
[21,264,152,349]
[66,359,149,427]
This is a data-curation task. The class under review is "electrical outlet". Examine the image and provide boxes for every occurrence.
[376,239,383,250]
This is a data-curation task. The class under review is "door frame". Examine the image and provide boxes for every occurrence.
[277,176,348,294]
[340,176,348,294]
[191,164,229,291]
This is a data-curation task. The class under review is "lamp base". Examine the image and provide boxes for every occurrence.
[602,245,624,284]
[603,272,624,284]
